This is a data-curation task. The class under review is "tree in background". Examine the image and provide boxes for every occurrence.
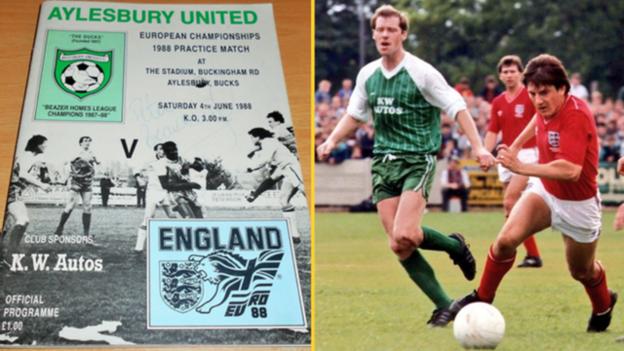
[316,0,624,96]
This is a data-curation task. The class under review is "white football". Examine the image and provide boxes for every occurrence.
[453,302,505,349]
[60,61,104,93]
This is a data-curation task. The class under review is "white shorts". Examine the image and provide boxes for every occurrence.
[146,188,169,208]
[7,201,28,224]
[525,178,602,243]
[498,147,539,183]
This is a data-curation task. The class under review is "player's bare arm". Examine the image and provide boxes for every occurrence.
[247,159,268,173]
[16,156,50,191]
[23,174,51,192]
[247,140,275,171]
[317,114,362,160]
[455,109,495,170]
[483,131,498,153]
[617,157,624,175]
[18,168,51,192]
[497,148,581,181]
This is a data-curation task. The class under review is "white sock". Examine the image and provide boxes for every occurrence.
[283,210,300,239]
[135,225,147,251]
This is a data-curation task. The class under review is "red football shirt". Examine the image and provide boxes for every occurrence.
[536,95,598,200]
[488,87,537,148]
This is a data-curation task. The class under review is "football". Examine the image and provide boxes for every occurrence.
[453,302,505,349]
[60,61,104,93]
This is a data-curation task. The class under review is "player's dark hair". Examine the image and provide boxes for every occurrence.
[267,111,285,123]
[523,54,570,94]
[162,141,177,153]
[248,127,274,140]
[25,135,47,154]
[497,55,524,73]
[79,136,92,144]
[190,157,204,172]
[371,5,409,32]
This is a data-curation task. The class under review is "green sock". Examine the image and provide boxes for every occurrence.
[400,249,452,309]
[419,226,460,254]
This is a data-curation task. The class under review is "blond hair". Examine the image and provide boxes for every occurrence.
[370,5,409,32]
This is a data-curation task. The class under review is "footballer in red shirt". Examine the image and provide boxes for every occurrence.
[484,55,543,268]
[451,54,616,333]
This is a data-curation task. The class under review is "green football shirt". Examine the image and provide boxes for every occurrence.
[347,53,466,155]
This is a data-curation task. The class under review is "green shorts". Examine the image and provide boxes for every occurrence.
[371,154,437,204]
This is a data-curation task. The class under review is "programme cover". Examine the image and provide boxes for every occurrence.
[0,1,310,347]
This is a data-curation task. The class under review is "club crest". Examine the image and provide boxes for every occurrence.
[54,48,112,99]
[160,262,203,313]
[514,104,525,118]
[159,250,284,316]
[548,131,560,151]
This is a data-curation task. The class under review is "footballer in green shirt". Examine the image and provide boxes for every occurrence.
[317,4,495,327]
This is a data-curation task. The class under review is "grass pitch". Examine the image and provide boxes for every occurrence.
[315,210,624,350]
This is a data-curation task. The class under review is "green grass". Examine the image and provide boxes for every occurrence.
[315,210,624,350]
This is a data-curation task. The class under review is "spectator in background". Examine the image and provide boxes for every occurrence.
[595,113,607,128]
[315,79,332,104]
[590,90,604,115]
[475,113,489,138]
[315,102,331,127]
[439,123,457,159]
[443,139,461,160]
[99,173,115,207]
[616,119,624,158]
[480,75,503,103]
[455,128,470,158]
[440,122,454,145]
[616,98,624,121]
[315,130,326,162]
[465,95,481,119]
[618,85,624,104]
[614,157,624,231]
[134,173,147,208]
[353,122,374,159]
[597,121,608,142]
[338,78,353,102]
[455,76,474,98]
[607,119,618,136]
[601,134,620,163]
[604,98,617,119]
[570,72,589,100]
[440,156,470,212]
[331,95,346,117]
